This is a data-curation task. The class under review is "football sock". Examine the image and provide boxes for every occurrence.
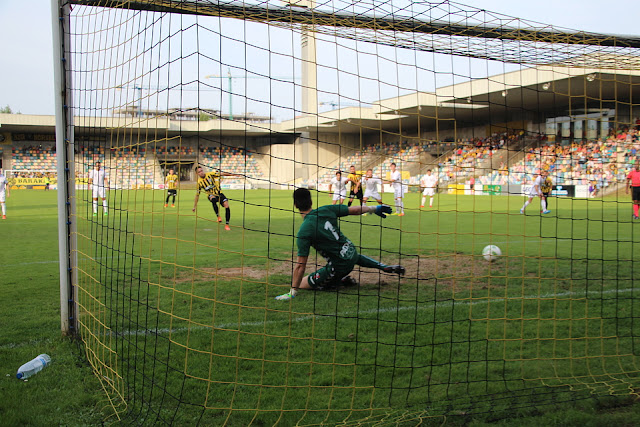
[395,199,401,213]
[521,200,530,211]
[356,254,385,270]
[172,195,176,204]
[93,199,98,213]
[211,202,220,216]
[348,200,353,207]
[1,202,5,216]
[430,197,434,207]
[399,200,404,213]
[421,196,426,206]
[166,194,170,204]
[541,199,547,211]
[634,204,639,217]
[102,198,108,213]
[225,207,231,224]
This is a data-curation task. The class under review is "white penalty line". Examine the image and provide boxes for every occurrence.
[112,286,636,338]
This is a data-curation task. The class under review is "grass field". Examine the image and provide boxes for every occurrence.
[3,189,640,426]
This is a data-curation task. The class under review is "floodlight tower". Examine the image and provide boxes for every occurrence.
[283,0,318,182]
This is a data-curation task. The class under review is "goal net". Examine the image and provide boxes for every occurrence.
[58,0,640,424]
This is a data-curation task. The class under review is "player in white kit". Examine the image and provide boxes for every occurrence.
[389,162,405,216]
[329,171,349,205]
[362,168,383,208]
[0,170,10,219]
[520,170,547,214]
[420,169,438,208]
[88,162,109,216]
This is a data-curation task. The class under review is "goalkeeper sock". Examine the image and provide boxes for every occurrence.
[356,254,384,269]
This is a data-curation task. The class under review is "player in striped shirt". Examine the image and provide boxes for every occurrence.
[347,165,363,207]
[192,165,241,231]
[626,163,640,220]
[164,169,179,208]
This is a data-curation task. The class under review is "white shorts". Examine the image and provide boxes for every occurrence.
[422,188,435,197]
[363,189,381,200]
[92,186,106,199]
[526,189,539,198]
[332,191,346,201]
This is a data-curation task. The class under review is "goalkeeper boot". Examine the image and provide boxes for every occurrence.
[217,216,223,223]
[383,265,405,276]
[224,224,231,231]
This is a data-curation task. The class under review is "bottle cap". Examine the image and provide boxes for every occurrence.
[16,372,23,380]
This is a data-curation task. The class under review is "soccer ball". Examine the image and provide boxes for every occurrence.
[482,245,501,262]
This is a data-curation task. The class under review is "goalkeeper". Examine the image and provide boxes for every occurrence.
[276,188,405,301]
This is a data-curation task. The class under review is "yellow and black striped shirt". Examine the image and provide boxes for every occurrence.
[541,177,553,193]
[347,172,361,185]
[197,171,221,196]
[165,174,178,190]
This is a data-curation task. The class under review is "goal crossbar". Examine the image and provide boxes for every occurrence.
[68,0,640,49]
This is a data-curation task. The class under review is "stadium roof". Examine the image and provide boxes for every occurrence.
[2,61,640,139]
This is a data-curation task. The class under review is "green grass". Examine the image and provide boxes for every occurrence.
[3,189,640,425]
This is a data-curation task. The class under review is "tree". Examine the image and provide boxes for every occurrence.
[0,105,13,114]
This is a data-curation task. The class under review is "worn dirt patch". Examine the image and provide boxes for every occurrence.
[167,253,500,292]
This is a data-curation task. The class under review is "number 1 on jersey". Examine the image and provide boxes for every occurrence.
[324,221,340,240]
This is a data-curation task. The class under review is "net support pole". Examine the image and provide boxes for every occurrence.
[52,0,77,335]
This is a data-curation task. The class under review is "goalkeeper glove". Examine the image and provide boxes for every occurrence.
[374,205,392,218]
[275,289,297,301]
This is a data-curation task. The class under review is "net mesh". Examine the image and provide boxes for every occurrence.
[62,0,640,424]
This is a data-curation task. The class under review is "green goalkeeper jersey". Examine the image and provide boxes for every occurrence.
[296,205,358,263]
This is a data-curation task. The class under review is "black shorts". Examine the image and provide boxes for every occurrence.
[349,189,363,200]
[167,189,177,195]
[542,191,550,198]
[208,193,228,205]
[632,187,640,202]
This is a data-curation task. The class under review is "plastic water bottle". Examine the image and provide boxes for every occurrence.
[16,354,51,380]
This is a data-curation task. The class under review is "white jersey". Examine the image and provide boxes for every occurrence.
[89,168,108,188]
[330,176,348,195]
[0,175,6,202]
[363,176,382,200]
[89,168,108,198]
[421,174,437,196]
[390,170,405,198]
[421,174,437,189]
[527,175,543,197]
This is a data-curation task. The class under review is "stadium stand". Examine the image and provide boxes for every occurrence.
[199,146,266,184]
[11,145,57,170]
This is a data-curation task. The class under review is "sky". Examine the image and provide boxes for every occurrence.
[0,0,636,117]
